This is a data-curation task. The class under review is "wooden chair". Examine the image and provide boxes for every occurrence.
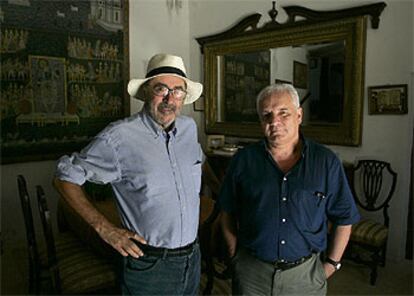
[347,160,397,285]
[36,185,118,294]
[199,158,233,295]
[17,175,44,294]
[199,194,231,295]
[199,194,218,295]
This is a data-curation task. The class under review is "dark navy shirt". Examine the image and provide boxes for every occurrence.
[217,137,360,262]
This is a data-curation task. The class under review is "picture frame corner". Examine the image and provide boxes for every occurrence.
[193,94,205,112]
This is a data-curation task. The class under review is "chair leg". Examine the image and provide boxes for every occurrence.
[203,260,214,295]
[370,264,378,286]
[369,251,381,286]
[28,272,34,295]
[380,244,387,267]
[201,238,216,295]
[200,227,214,295]
[28,264,41,295]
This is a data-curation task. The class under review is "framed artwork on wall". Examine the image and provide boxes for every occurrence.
[275,79,292,85]
[368,84,408,114]
[0,0,130,164]
[193,94,205,111]
[206,135,225,151]
[293,61,307,89]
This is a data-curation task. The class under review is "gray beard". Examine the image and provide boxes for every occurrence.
[144,102,179,129]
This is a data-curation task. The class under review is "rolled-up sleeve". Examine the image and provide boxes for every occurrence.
[326,158,360,225]
[55,133,122,186]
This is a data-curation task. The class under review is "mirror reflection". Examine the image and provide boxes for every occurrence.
[216,40,345,126]
[197,3,386,146]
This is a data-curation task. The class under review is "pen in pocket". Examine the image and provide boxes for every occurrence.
[314,191,326,206]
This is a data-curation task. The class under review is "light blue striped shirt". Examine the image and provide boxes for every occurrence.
[56,109,203,248]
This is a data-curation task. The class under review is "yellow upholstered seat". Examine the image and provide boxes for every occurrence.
[36,185,118,294]
[351,219,388,248]
[58,246,116,294]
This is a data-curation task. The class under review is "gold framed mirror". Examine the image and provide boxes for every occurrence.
[197,3,386,146]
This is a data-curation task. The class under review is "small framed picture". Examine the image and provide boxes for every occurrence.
[309,58,318,69]
[193,94,205,111]
[293,61,308,89]
[368,84,408,114]
[206,135,225,151]
[275,79,292,85]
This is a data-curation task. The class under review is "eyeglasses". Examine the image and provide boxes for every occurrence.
[152,84,187,100]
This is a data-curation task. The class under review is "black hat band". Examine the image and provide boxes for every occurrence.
[145,66,187,79]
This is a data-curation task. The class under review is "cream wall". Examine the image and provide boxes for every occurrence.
[128,0,192,113]
[1,0,412,264]
[1,161,58,250]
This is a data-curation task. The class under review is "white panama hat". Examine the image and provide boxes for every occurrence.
[127,53,203,105]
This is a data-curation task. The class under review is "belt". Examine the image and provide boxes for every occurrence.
[272,254,313,271]
[135,239,198,258]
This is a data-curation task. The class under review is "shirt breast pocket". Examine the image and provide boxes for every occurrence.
[293,189,327,233]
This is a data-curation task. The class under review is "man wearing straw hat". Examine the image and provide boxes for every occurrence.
[54,53,213,295]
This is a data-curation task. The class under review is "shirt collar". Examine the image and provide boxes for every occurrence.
[260,133,308,157]
[140,109,177,138]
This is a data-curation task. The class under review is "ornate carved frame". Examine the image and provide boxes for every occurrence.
[197,2,386,146]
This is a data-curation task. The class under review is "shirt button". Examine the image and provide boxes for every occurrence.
[280,240,286,245]
[283,177,287,181]
[282,218,286,223]
[282,197,287,202]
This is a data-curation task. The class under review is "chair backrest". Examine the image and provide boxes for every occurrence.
[17,175,41,294]
[36,185,62,293]
[351,160,397,227]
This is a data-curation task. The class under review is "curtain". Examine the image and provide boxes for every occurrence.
[406,127,413,260]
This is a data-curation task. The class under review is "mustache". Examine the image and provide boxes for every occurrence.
[158,102,177,112]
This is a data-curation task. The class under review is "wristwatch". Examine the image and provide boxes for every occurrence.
[325,257,342,271]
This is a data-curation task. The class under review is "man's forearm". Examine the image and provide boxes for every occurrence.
[323,224,352,278]
[53,177,114,235]
[327,224,352,261]
[53,177,147,257]
[220,211,238,257]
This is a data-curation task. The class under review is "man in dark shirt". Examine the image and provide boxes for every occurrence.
[217,83,360,295]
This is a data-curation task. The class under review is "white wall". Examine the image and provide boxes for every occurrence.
[129,0,192,114]
[1,0,413,264]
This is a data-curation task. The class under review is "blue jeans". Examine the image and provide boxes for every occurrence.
[120,244,201,295]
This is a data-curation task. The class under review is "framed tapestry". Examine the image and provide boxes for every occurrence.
[0,0,130,164]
